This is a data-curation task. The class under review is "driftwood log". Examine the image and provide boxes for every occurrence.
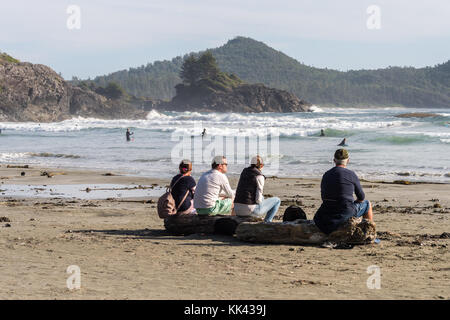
[236,217,376,245]
[164,214,262,235]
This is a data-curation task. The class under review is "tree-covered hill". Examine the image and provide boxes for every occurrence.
[84,37,450,108]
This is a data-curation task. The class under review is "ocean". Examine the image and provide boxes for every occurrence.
[0,107,449,183]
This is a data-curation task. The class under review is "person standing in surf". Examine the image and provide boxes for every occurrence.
[126,128,134,142]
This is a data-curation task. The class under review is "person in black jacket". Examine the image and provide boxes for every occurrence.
[170,159,196,215]
[233,156,281,222]
[313,149,373,234]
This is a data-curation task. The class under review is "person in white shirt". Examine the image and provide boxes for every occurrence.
[194,156,235,215]
[233,155,281,222]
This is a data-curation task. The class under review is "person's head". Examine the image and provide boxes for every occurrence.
[211,155,228,173]
[250,155,264,170]
[334,149,349,167]
[126,128,130,132]
[179,159,192,175]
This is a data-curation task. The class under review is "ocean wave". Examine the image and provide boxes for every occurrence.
[29,152,81,159]
[0,110,410,133]
[0,152,31,161]
[131,157,170,163]
[369,135,433,145]
[308,105,323,112]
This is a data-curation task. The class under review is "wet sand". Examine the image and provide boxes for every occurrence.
[0,165,449,299]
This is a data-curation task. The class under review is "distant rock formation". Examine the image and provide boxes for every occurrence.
[159,83,311,113]
[0,54,145,122]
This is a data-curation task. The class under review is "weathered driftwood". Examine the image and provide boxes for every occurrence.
[236,217,376,245]
[164,214,262,235]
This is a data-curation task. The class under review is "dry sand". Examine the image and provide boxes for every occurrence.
[0,165,449,299]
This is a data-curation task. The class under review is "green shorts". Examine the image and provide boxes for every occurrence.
[196,199,232,216]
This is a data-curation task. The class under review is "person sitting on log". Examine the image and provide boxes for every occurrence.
[233,155,281,222]
[194,155,235,216]
[170,159,197,215]
[313,149,374,234]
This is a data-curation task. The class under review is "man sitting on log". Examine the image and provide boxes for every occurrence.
[233,155,281,222]
[194,155,235,216]
[313,149,374,234]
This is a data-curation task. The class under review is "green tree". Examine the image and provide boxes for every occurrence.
[180,54,199,85]
[197,51,220,80]
[103,82,124,99]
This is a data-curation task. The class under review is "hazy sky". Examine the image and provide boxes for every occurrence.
[1,0,449,79]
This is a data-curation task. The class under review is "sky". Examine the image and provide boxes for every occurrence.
[1,0,449,80]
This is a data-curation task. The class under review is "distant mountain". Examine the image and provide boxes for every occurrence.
[87,36,450,108]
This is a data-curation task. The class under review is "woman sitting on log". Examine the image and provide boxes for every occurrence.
[233,155,281,222]
[170,159,197,215]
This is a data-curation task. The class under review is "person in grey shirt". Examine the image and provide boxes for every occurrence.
[194,156,235,215]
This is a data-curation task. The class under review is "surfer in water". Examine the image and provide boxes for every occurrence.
[338,138,347,146]
[126,128,134,142]
[320,129,325,137]
[201,128,206,138]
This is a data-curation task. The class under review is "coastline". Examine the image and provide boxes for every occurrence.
[1,162,448,186]
[0,163,449,299]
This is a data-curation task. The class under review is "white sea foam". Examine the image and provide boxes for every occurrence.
[0,152,31,161]
[0,109,423,136]
[308,105,323,112]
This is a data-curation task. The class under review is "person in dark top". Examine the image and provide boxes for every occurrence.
[170,159,196,214]
[313,149,373,234]
[201,128,206,138]
[126,128,134,141]
[320,129,325,137]
[233,155,281,222]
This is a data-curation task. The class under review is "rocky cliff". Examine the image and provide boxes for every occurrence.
[159,83,311,113]
[0,53,145,122]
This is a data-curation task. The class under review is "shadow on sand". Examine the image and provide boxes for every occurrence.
[72,228,266,247]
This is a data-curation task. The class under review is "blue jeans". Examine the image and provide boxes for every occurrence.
[254,197,281,222]
[354,200,370,218]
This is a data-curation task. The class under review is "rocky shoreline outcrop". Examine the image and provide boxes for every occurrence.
[0,55,145,122]
[0,53,311,121]
[158,83,311,113]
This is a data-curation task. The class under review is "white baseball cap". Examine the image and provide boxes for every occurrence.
[251,155,263,165]
[212,155,226,165]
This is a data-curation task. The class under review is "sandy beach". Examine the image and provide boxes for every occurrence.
[0,164,449,299]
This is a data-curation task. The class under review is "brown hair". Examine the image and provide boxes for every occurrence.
[179,160,192,174]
